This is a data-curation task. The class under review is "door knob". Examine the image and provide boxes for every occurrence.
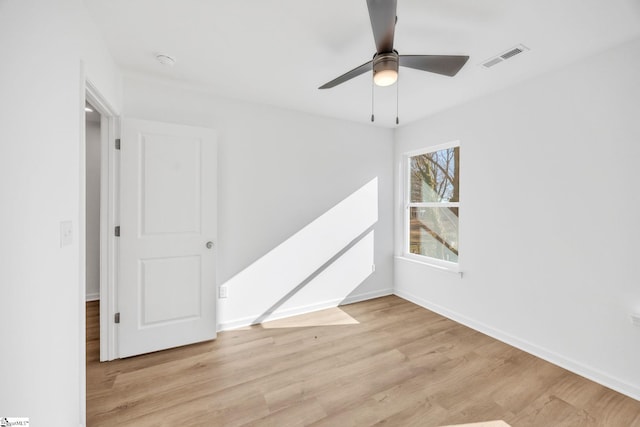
[206,241,214,249]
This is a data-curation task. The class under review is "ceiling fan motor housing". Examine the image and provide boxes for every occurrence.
[373,51,399,86]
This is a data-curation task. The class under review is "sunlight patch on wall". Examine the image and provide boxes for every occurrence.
[219,178,379,328]
[263,230,375,324]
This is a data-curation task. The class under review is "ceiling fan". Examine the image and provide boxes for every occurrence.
[318,0,469,90]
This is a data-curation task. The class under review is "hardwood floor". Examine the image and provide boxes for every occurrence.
[86,296,640,426]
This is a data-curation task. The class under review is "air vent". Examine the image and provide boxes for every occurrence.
[481,44,529,69]
[501,47,523,59]
[483,58,503,68]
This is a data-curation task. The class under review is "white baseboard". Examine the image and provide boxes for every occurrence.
[86,293,100,302]
[218,288,393,331]
[394,288,640,402]
[341,288,393,305]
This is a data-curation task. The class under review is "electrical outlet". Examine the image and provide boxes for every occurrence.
[60,221,73,247]
[371,264,376,272]
[219,285,228,299]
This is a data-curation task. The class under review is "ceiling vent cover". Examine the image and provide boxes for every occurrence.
[481,44,529,68]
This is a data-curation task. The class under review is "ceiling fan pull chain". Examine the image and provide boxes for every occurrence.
[371,77,375,122]
[396,71,400,125]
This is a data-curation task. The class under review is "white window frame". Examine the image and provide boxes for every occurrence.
[403,140,460,272]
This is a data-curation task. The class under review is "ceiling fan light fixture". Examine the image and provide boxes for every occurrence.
[373,52,399,87]
[374,68,398,86]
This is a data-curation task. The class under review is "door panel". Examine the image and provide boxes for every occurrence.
[119,118,217,358]
[141,134,201,235]
[141,255,201,325]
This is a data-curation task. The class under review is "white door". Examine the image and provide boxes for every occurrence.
[118,118,217,358]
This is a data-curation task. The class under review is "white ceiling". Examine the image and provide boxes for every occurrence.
[85,0,640,128]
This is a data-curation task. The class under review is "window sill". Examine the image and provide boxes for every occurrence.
[395,255,463,278]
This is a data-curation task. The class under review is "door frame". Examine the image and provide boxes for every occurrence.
[84,79,120,362]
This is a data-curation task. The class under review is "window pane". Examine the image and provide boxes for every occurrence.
[410,146,459,203]
[409,207,458,262]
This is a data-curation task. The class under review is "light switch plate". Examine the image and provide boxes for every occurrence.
[60,221,73,247]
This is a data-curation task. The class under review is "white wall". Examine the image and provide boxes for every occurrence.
[123,74,395,329]
[0,1,121,425]
[5,2,635,423]
[86,120,101,300]
[394,37,640,400]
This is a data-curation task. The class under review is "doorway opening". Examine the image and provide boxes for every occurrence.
[85,101,101,303]
[84,82,119,363]
[85,100,102,365]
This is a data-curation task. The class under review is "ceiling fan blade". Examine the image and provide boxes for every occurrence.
[318,60,373,89]
[399,55,469,77]
[367,0,397,53]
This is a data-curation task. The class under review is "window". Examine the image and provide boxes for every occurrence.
[405,141,460,267]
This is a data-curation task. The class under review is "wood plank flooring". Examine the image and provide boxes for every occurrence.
[86,296,640,426]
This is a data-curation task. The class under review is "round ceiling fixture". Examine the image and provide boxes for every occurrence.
[155,54,176,66]
[373,52,399,86]
[373,52,399,87]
